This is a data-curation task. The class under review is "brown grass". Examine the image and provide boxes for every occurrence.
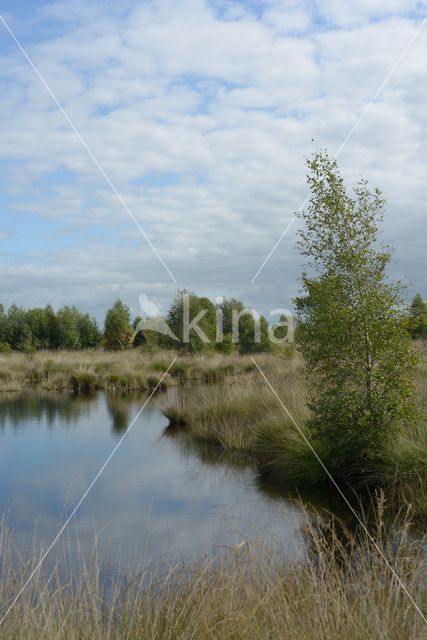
[0,349,272,393]
[0,503,424,639]
[162,347,427,516]
[163,353,307,450]
[0,351,426,636]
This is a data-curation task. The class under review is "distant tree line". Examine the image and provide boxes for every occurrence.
[117,292,282,354]
[0,304,101,352]
[0,292,289,354]
[0,290,423,354]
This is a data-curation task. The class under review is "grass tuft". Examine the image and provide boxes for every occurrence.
[70,371,98,393]
[255,419,328,485]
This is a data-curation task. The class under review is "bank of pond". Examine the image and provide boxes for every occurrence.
[0,387,425,638]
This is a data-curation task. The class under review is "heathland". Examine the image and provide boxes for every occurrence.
[0,346,426,638]
[1,154,427,636]
[0,344,426,520]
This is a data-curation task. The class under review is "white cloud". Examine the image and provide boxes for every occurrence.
[0,0,426,315]
[314,0,425,27]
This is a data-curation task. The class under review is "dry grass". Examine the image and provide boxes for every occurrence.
[2,347,427,514]
[0,351,426,636]
[0,504,424,639]
[163,347,427,517]
[0,349,270,393]
[163,353,307,449]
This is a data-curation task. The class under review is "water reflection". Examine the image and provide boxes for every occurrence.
[105,394,133,434]
[163,425,353,525]
[0,391,97,429]
[0,391,308,573]
[163,424,256,472]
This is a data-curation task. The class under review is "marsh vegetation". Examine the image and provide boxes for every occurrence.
[0,502,424,640]
[1,152,426,636]
[0,348,262,393]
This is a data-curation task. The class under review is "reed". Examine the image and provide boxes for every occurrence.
[0,505,424,639]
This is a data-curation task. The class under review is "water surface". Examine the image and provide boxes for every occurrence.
[0,390,310,572]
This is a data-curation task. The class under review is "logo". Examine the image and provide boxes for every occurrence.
[134,293,294,345]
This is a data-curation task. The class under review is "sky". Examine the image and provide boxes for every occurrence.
[0,0,426,323]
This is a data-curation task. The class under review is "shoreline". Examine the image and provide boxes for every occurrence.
[1,348,426,521]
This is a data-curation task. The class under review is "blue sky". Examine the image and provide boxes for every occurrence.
[0,0,426,321]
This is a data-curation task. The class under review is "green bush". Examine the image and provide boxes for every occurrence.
[150,361,172,373]
[201,364,235,382]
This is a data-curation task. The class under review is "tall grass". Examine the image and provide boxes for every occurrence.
[255,419,329,485]
[0,349,266,393]
[163,348,427,515]
[0,505,424,639]
[163,354,307,450]
[2,347,427,514]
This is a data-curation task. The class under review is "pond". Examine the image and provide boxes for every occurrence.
[0,390,328,575]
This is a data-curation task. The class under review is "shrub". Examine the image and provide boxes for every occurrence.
[169,362,191,381]
[105,373,146,391]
